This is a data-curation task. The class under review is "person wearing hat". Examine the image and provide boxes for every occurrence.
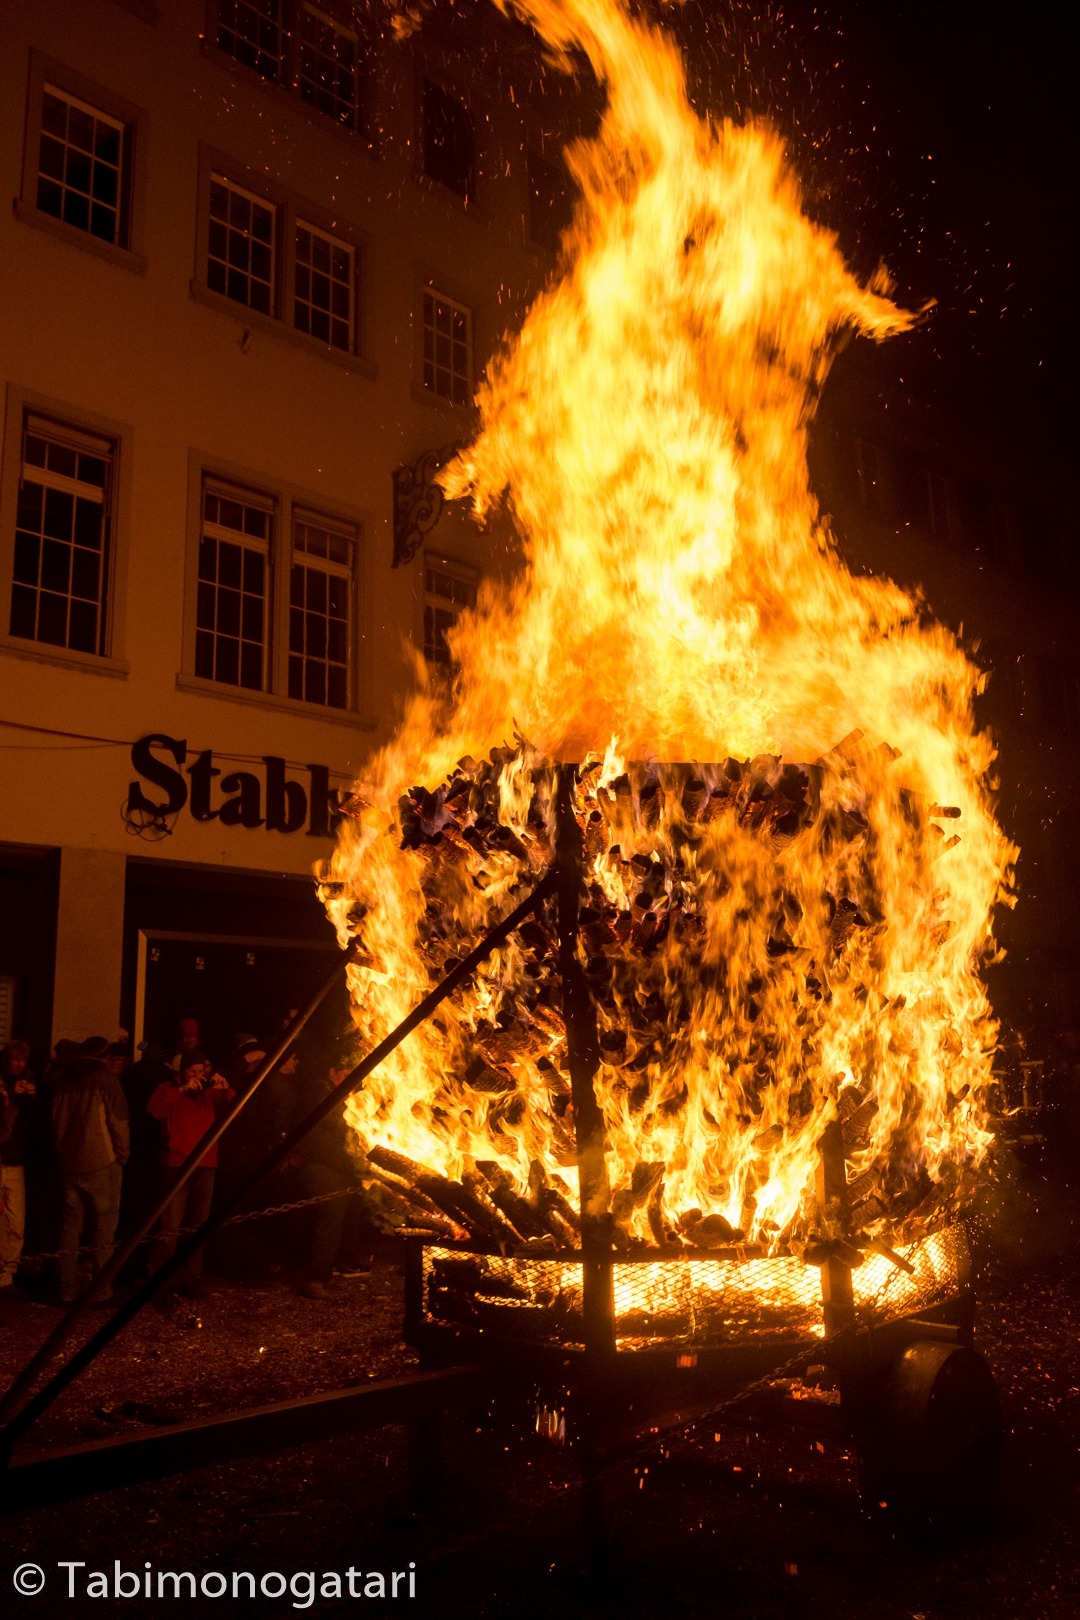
[51,1054,130,1305]
[147,1049,235,1298]
[170,1018,202,1072]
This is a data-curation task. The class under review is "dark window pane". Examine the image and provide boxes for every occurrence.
[215,637,240,686]
[209,219,228,260]
[328,575,348,616]
[304,661,326,705]
[37,177,63,217]
[227,232,250,271]
[240,641,262,689]
[41,539,71,595]
[197,580,216,629]
[227,267,248,304]
[422,80,474,199]
[16,483,44,528]
[42,93,68,138]
[49,443,77,479]
[250,240,271,282]
[63,190,90,232]
[13,532,40,585]
[217,587,241,638]
[91,202,117,242]
[198,535,217,581]
[37,592,67,645]
[95,124,120,165]
[9,584,37,639]
[311,307,329,343]
[71,548,100,601]
[241,595,262,641]
[327,617,347,664]
[65,148,92,193]
[24,438,47,470]
[327,663,347,708]
[290,567,305,608]
[306,613,327,660]
[68,598,97,652]
[39,134,65,181]
[77,453,106,487]
[74,498,102,549]
[195,628,215,679]
[304,570,326,613]
[92,163,118,205]
[290,604,304,653]
[218,499,244,532]
[207,258,227,295]
[294,299,309,333]
[249,280,270,314]
[218,541,242,589]
[288,654,303,699]
[68,107,94,152]
[243,508,266,540]
[243,547,264,588]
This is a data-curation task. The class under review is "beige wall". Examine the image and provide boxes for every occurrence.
[51,846,126,1044]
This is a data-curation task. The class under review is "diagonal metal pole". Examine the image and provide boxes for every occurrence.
[0,945,356,1436]
[0,870,556,1456]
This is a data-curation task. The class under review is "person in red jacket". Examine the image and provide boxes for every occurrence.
[147,1049,234,1299]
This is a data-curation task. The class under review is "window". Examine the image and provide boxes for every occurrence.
[422,289,471,405]
[294,223,353,350]
[298,4,359,128]
[424,554,476,666]
[37,86,125,245]
[927,472,952,543]
[290,513,355,707]
[527,150,573,253]
[217,0,283,82]
[208,175,275,314]
[855,439,885,514]
[422,81,475,200]
[196,481,272,690]
[10,414,113,656]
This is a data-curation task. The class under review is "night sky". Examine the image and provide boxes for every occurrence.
[668,0,1078,465]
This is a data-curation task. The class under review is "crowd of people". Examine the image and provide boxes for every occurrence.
[0,1021,376,1310]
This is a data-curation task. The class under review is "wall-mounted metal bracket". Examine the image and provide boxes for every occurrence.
[391,441,464,568]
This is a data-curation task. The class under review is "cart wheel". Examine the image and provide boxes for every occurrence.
[859,1339,1001,1528]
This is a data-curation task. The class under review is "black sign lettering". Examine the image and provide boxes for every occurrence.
[218,770,263,828]
[187,750,220,821]
[264,756,308,833]
[129,734,188,815]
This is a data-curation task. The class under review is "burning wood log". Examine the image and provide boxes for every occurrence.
[366,1145,522,1245]
[474,1161,550,1240]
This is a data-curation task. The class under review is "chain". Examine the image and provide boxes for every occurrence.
[12,1185,370,1265]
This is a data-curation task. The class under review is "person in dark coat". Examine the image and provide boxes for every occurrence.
[0,1040,37,1295]
[117,1043,172,1264]
[147,1049,234,1298]
[51,1055,130,1304]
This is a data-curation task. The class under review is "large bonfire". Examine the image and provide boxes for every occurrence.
[319,0,1015,1258]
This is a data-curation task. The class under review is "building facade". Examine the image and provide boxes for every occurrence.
[0,0,577,1062]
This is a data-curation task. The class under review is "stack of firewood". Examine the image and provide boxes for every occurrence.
[344,739,962,1252]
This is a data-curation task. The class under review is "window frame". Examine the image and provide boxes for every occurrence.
[192,146,375,377]
[0,385,132,679]
[422,549,478,669]
[203,0,372,150]
[180,451,372,726]
[16,50,148,276]
[412,266,478,414]
[288,507,359,710]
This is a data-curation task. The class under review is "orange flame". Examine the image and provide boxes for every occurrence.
[320,0,1015,1252]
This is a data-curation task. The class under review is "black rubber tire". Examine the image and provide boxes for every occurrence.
[859,1339,1002,1530]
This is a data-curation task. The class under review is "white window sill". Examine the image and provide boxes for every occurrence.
[175,672,376,730]
[0,633,129,679]
[13,199,148,276]
[189,282,378,378]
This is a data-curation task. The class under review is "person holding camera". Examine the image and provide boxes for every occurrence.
[147,1048,234,1300]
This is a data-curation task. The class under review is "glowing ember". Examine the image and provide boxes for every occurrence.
[319,0,1014,1258]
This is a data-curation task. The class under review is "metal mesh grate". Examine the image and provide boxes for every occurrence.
[421,1224,969,1350]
